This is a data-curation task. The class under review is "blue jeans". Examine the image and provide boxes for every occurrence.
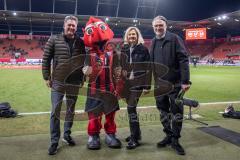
[50,82,79,144]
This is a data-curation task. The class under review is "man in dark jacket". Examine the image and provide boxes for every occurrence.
[150,16,190,155]
[42,15,86,155]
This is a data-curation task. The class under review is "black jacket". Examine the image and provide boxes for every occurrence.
[42,33,86,85]
[121,43,150,90]
[149,31,190,86]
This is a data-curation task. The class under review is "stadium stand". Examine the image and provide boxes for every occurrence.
[212,41,240,60]
[185,39,214,57]
[1,35,240,63]
[0,35,48,60]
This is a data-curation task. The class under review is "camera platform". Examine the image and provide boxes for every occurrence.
[176,89,208,126]
[185,106,208,126]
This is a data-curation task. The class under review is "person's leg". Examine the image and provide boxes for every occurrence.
[104,111,122,148]
[155,95,174,148]
[169,87,185,155]
[88,112,102,136]
[125,87,143,149]
[50,90,64,145]
[87,112,102,149]
[126,90,142,141]
[169,87,183,139]
[63,95,77,137]
[104,111,116,134]
[61,85,80,145]
[61,93,78,146]
[156,95,173,137]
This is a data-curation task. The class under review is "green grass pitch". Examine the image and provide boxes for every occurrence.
[0,65,239,113]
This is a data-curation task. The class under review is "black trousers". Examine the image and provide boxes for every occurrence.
[125,80,143,140]
[155,87,183,139]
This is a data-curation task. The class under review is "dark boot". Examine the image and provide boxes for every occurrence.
[48,143,58,155]
[62,135,76,146]
[157,136,172,148]
[126,137,140,150]
[171,138,185,155]
[105,134,122,149]
[127,106,141,142]
[87,134,101,150]
[125,135,141,142]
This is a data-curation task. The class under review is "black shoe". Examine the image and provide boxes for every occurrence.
[48,143,58,155]
[125,135,141,142]
[87,134,101,150]
[171,138,185,155]
[126,138,140,150]
[62,135,76,146]
[105,134,122,149]
[157,136,172,148]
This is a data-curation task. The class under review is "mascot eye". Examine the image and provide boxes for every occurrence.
[86,28,93,35]
[99,24,107,31]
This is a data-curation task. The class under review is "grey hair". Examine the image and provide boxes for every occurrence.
[152,15,167,26]
[123,26,145,45]
[64,15,78,24]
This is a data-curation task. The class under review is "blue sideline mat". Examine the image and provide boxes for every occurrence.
[198,126,240,147]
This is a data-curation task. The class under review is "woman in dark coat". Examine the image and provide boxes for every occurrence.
[121,26,150,149]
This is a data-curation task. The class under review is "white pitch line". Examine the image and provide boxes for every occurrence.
[19,112,51,115]
[199,101,240,105]
[18,101,240,116]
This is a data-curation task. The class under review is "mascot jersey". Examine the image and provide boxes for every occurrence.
[86,50,115,95]
[83,16,120,115]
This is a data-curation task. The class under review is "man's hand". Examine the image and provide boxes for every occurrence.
[114,67,122,80]
[142,89,150,95]
[82,66,92,76]
[121,70,127,77]
[181,84,190,92]
[45,80,52,88]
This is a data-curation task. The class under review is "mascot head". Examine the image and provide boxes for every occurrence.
[83,16,114,47]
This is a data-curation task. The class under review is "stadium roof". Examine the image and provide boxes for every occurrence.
[0,0,240,39]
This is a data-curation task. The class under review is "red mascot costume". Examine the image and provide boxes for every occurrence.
[82,16,123,150]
